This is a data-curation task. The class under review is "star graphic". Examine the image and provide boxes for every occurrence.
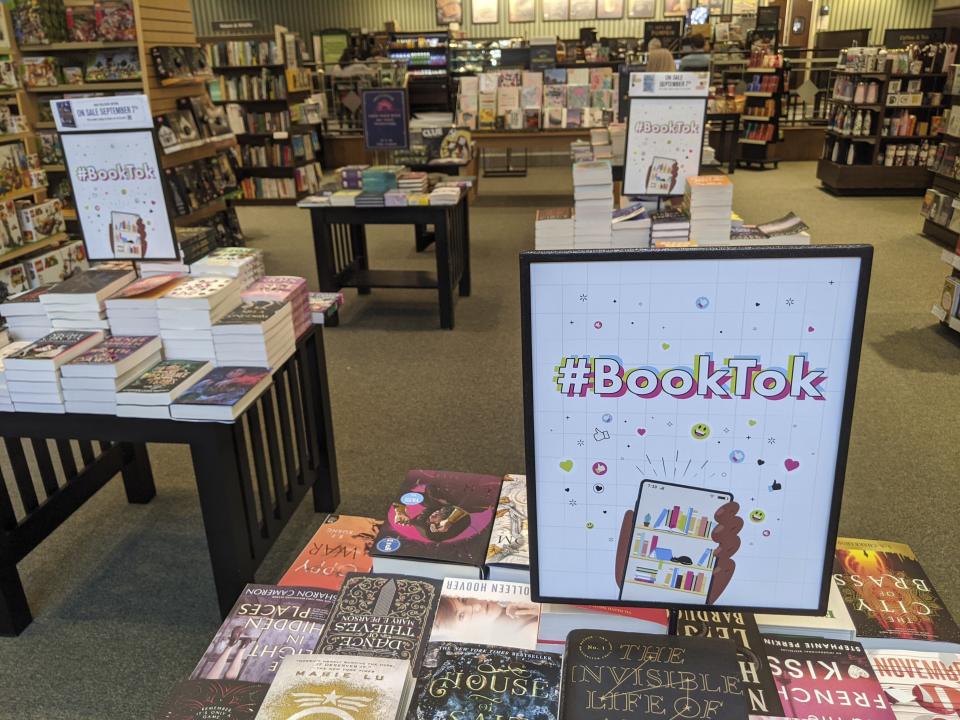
[767,437,776,445]
[828,280,835,285]
[321,690,341,704]
[785,297,795,306]
[723,427,730,433]
[569,499,578,506]
[577,439,585,446]
[745,435,752,440]
[579,293,587,302]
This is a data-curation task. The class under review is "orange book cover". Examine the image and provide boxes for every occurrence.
[278,514,381,591]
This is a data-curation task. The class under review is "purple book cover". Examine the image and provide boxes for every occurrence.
[154,679,268,719]
[173,367,269,407]
[67,335,156,365]
[371,469,503,568]
[190,584,336,684]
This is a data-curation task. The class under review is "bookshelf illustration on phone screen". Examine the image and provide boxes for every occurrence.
[619,480,732,604]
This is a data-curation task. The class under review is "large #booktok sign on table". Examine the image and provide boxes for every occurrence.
[154,469,960,720]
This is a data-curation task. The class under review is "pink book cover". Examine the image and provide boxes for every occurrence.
[67,335,157,365]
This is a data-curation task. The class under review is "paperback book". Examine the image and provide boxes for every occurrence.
[116,359,213,410]
[170,366,271,422]
[866,648,960,720]
[278,514,382,591]
[429,577,541,650]
[154,679,269,720]
[485,473,529,582]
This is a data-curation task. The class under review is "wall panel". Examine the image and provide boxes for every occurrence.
[826,0,935,45]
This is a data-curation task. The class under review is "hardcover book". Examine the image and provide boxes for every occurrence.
[117,360,212,404]
[764,636,896,720]
[485,473,529,581]
[278,514,381,591]
[314,572,441,674]
[834,537,960,650]
[430,578,541,650]
[675,610,783,716]
[254,655,411,720]
[154,679,268,720]
[408,643,561,720]
[866,648,960,720]
[191,584,336,684]
[561,630,748,720]
[370,469,503,580]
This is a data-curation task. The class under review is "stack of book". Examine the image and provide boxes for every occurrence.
[103,273,186,336]
[212,301,295,369]
[590,127,613,160]
[156,277,243,362]
[429,186,461,205]
[355,192,385,208]
[384,189,408,206]
[330,189,361,206]
[534,208,575,249]
[338,165,369,190]
[175,226,216,265]
[572,160,613,247]
[4,330,106,413]
[570,139,593,162]
[651,207,692,245]
[611,201,652,248]
[116,359,213,419]
[0,341,29,411]
[684,175,734,245]
[308,292,343,325]
[609,123,627,163]
[138,259,191,278]
[189,247,265,285]
[361,166,402,194]
[397,171,428,193]
[39,269,137,331]
[1,286,53,341]
[241,276,311,338]
[60,335,162,414]
[170,365,272,421]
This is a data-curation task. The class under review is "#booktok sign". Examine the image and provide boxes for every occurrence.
[623,72,708,197]
[52,94,179,261]
[520,246,873,613]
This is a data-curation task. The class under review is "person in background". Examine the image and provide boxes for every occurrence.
[680,34,711,71]
[645,38,676,73]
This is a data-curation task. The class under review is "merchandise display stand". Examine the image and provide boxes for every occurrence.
[0,326,339,636]
[304,196,471,329]
[736,65,786,170]
[388,30,451,113]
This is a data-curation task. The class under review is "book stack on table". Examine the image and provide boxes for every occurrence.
[684,175,734,246]
[39,268,138,331]
[241,276,311,339]
[534,208,575,249]
[116,359,213,419]
[339,164,369,190]
[156,276,244,362]
[104,273,186,336]
[0,341,28,411]
[572,160,613,248]
[60,335,162,415]
[651,207,692,246]
[212,301,296,369]
[611,201,652,248]
[1,286,54,341]
[190,247,265,284]
[4,330,105,413]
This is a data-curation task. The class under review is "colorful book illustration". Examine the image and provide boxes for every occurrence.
[64,335,159,368]
[118,359,212,398]
[485,473,529,578]
[867,648,960,720]
[278,514,382,592]
[173,366,270,407]
[111,211,145,259]
[429,578,541,650]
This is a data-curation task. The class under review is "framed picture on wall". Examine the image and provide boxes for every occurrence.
[731,0,757,13]
[570,0,596,19]
[664,0,690,16]
[508,0,536,22]
[706,0,725,13]
[437,0,463,24]
[542,0,570,20]
[472,0,499,23]
[597,0,625,19]
[628,0,656,19]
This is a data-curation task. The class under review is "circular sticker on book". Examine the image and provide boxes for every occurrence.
[400,492,424,506]
[376,537,402,553]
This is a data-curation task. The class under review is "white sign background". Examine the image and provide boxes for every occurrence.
[628,72,709,97]
[52,95,153,132]
[527,253,866,610]
[623,96,705,197]
[62,131,178,260]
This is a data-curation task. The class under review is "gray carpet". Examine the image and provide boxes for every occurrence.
[0,162,957,718]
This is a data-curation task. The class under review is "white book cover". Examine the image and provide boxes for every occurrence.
[428,578,540,650]
[479,72,499,94]
[459,76,479,96]
[486,473,529,572]
[867,648,960,720]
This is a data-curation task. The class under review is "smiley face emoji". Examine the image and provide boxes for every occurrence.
[691,423,711,440]
[749,509,766,523]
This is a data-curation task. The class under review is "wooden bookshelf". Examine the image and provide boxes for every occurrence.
[29,81,144,93]
[172,198,227,226]
[19,41,139,52]
[0,233,68,265]
[159,136,238,169]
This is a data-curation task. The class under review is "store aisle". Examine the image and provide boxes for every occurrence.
[0,162,957,719]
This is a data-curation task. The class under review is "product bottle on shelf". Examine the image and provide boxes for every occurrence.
[846,143,856,165]
[831,139,841,162]
[862,111,872,136]
[853,110,863,136]
[854,82,866,104]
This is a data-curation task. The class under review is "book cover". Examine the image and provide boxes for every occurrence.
[45,269,134,297]
[191,584,335,684]
[371,469,502,569]
[486,473,529,569]
[675,610,783,716]
[544,68,567,85]
[278,514,382,591]
[120,359,211,394]
[867,648,960,720]
[173,367,270,407]
[154,679,268,719]
[255,655,411,720]
[215,301,288,326]
[10,330,101,361]
[764,636,896,720]
[107,273,184,300]
[3,285,52,304]
[430,577,540,649]
[834,537,960,646]
[408,643,561,720]
[561,630,748,720]
[163,276,236,300]
[66,335,157,366]
[314,572,441,673]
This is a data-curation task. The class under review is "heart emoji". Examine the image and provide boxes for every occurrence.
[784,458,800,472]
[807,326,815,333]
[748,419,757,427]
[757,459,765,466]
[662,342,670,350]
[637,428,647,436]
[560,460,574,472]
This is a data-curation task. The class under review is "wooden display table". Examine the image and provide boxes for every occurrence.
[0,327,339,636]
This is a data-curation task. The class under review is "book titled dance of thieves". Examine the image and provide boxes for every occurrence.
[313,572,441,674]
[675,609,784,716]
[560,630,748,720]
[191,584,336,684]
[278,514,382,592]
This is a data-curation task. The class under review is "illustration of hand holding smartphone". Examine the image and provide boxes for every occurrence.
[617,480,736,605]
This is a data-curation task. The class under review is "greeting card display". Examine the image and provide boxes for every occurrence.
[520,246,872,613]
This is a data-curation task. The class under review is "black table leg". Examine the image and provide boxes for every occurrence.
[119,442,155,504]
[307,329,340,512]
[312,209,340,293]
[351,224,371,295]
[189,427,256,618]
[0,564,30,636]
[459,200,471,297]
[434,212,454,330]
[414,224,435,252]
[728,119,738,175]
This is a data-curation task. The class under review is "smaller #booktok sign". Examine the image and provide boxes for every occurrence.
[623,72,709,197]
[362,88,410,151]
[53,94,179,261]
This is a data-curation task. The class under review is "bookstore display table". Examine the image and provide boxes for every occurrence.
[0,327,339,636]
[305,195,471,329]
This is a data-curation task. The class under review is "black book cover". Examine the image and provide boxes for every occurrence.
[314,572,441,674]
[154,679,268,719]
[674,610,783,716]
[408,642,561,720]
[216,301,286,326]
[560,630,748,720]
[48,269,132,296]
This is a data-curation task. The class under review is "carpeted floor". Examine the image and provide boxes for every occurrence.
[0,161,958,718]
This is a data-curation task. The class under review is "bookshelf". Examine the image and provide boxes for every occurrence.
[389,30,452,113]
[200,32,323,205]
[734,64,787,170]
